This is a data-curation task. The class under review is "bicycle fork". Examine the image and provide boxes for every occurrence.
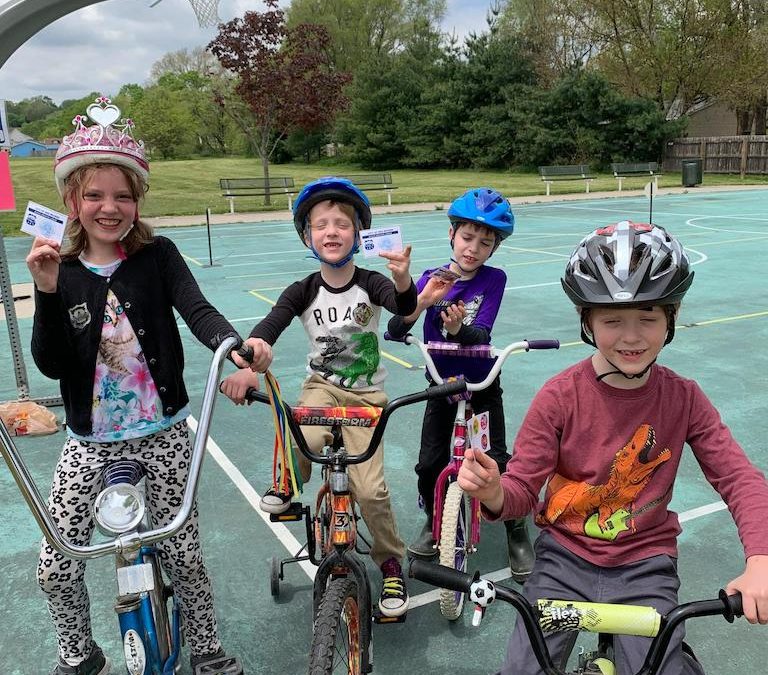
[432,407,481,548]
[115,547,181,675]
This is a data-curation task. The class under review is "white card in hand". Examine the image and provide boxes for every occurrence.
[467,411,490,453]
[20,201,67,244]
[360,225,403,258]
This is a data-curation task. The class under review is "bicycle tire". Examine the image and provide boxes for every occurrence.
[270,556,280,598]
[308,578,367,675]
[438,480,469,620]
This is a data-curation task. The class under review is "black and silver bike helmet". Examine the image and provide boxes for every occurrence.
[562,220,694,348]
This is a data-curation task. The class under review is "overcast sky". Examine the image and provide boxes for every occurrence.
[0,0,495,106]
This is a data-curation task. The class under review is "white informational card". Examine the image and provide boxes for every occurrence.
[360,225,403,258]
[20,201,67,245]
[467,411,490,453]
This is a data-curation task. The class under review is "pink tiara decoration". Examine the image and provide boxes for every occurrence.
[54,96,148,193]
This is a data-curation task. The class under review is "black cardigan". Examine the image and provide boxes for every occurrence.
[31,236,240,435]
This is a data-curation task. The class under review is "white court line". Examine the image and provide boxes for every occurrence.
[505,281,561,292]
[686,215,768,235]
[408,499,731,608]
[678,500,727,522]
[177,315,265,328]
[187,415,317,581]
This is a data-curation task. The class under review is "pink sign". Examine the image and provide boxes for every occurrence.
[0,152,15,212]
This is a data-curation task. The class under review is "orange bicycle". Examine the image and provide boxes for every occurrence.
[244,376,466,675]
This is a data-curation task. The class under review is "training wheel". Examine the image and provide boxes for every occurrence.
[270,556,281,598]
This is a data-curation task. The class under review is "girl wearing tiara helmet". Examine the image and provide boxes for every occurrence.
[26,97,242,675]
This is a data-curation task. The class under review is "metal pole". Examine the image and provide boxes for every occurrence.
[0,230,62,406]
[206,207,213,267]
[0,230,29,399]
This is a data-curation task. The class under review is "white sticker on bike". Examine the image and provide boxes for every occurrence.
[123,629,147,675]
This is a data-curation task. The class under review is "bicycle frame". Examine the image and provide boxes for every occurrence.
[0,336,240,675]
[246,378,468,672]
[389,336,560,547]
[409,560,744,675]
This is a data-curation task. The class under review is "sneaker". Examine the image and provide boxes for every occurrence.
[505,518,534,584]
[259,486,292,514]
[407,517,437,559]
[378,557,409,617]
[191,648,243,674]
[51,644,109,675]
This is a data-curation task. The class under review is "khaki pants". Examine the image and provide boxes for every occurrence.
[292,375,405,566]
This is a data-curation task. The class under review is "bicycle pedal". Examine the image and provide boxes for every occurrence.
[269,503,304,522]
[193,655,243,675]
[372,611,407,624]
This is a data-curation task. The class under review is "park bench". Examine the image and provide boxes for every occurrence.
[538,165,595,196]
[336,173,398,206]
[611,162,662,192]
[219,176,297,213]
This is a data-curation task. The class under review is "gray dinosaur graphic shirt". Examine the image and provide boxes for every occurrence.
[250,268,417,391]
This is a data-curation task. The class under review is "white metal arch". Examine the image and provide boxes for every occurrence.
[0,0,110,70]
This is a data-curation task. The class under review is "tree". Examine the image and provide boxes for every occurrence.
[208,0,351,198]
[337,1,447,168]
[286,0,446,76]
[709,2,768,134]
[499,0,599,83]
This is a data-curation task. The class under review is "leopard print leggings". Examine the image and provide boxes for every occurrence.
[37,421,222,663]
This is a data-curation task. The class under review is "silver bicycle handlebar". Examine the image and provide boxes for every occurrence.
[0,336,239,559]
[402,335,559,391]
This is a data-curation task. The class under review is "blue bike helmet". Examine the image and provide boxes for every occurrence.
[448,188,515,247]
[293,176,372,240]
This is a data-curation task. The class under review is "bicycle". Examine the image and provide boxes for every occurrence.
[242,372,467,675]
[385,334,559,619]
[0,336,243,675]
[409,559,744,675]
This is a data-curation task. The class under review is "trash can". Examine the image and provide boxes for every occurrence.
[681,158,703,187]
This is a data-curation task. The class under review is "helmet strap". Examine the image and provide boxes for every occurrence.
[595,358,656,382]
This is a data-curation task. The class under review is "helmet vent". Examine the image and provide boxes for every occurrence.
[598,246,615,272]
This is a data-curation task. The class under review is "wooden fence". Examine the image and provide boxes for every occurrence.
[663,135,768,176]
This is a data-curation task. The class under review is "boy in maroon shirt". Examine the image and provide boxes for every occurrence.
[458,221,768,674]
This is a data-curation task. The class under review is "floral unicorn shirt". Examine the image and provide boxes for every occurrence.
[67,256,189,442]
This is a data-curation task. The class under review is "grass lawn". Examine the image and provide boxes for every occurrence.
[3,156,768,237]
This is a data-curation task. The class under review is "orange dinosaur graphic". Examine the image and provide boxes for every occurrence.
[537,424,670,538]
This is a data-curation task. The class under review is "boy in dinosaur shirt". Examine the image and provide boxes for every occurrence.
[458,221,768,674]
[222,177,416,617]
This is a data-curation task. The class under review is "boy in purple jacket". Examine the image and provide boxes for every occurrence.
[388,187,534,582]
[459,221,768,674]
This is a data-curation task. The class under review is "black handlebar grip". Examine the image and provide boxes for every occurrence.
[409,559,474,594]
[237,343,254,363]
[245,387,270,405]
[383,331,409,343]
[525,339,560,350]
[427,379,467,400]
[719,589,743,621]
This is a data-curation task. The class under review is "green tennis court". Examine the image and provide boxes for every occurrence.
[1,187,766,674]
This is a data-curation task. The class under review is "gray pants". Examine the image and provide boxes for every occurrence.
[500,532,705,675]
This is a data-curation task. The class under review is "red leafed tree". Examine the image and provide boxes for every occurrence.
[208,0,351,201]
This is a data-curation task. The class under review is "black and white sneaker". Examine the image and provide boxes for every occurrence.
[378,557,409,617]
[259,486,293,514]
[50,644,109,675]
